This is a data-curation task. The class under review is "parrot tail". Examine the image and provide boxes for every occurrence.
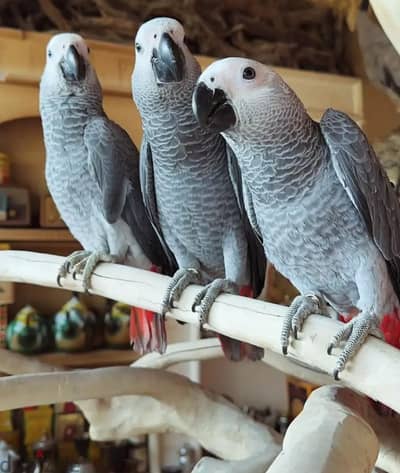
[130,307,167,355]
[217,284,264,361]
[218,335,264,362]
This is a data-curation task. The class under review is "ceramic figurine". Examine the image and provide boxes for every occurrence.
[6,305,50,354]
[104,302,131,349]
[53,295,96,352]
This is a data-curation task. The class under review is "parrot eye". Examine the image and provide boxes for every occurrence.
[243,67,256,80]
[47,50,52,58]
[135,43,142,53]
[87,47,90,54]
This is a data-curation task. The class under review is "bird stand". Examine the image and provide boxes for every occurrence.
[0,250,400,472]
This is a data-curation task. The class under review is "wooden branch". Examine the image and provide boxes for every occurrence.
[0,341,398,472]
[1,251,400,415]
[0,0,347,74]
[136,338,333,386]
[267,385,379,473]
[37,0,70,30]
[370,0,400,55]
[0,350,281,473]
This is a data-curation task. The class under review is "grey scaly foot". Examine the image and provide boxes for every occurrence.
[327,312,381,380]
[161,268,200,316]
[192,278,238,324]
[70,251,117,292]
[57,250,91,287]
[281,292,323,355]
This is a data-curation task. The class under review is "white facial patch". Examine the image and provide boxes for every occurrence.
[46,33,89,66]
[134,17,185,67]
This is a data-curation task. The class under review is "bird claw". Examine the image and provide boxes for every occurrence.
[192,278,238,326]
[281,292,322,355]
[161,268,200,316]
[56,274,63,287]
[56,250,116,292]
[293,326,298,340]
[327,312,378,378]
[333,369,340,381]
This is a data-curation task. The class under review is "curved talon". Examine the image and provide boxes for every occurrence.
[168,292,175,308]
[65,262,71,273]
[161,268,201,317]
[193,279,238,327]
[282,346,288,355]
[281,293,322,354]
[191,301,198,312]
[72,271,78,280]
[327,312,378,378]
[293,326,298,340]
[333,369,340,381]
[57,274,63,287]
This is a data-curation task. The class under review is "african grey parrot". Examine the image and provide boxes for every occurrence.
[193,57,400,378]
[40,33,176,353]
[132,18,266,361]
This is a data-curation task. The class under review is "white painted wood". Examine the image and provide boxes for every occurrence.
[370,0,400,55]
[0,250,399,414]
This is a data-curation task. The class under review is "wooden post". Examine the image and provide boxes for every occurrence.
[267,386,379,473]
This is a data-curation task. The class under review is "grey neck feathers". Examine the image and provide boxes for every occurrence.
[40,93,103,124]
[138,79,226,172]
[225,106,329,204]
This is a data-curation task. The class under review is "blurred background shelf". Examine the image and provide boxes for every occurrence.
[36,349,139,368]
[0,228,75,242]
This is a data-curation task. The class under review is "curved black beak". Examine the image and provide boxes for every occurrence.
[193,82,236,132]
[151,32,185,84]
[60,45,86,81]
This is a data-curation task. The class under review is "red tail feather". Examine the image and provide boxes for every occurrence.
[129,264,167,355]
[130,307,167,355]
[218,334,264,362]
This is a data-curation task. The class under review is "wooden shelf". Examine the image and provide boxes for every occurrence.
[0,228,75,242]
[36,349,139,368]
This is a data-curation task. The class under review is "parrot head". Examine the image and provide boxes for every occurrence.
[132,17,200,105]
[40,33,101,99]
[193,57,302,135]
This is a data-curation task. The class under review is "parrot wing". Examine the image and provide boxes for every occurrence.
[139,136,177,274]
[320,108,400,297]
[226,146,266,296]
[84,116,176,273]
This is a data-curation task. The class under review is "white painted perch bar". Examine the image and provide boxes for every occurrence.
[137,341,400,473]
[0,340,398,473]
[370,0,400,55]
[0,342,282,473]
[133,338,333,387]
[0,250,399,413]
[267,385,380,473]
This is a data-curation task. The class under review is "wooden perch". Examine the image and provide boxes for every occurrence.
[0,340,399,472]
[0,250,399,413]
[268,385,380,473]
[0,341,281,473]
[370,0,400,55]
